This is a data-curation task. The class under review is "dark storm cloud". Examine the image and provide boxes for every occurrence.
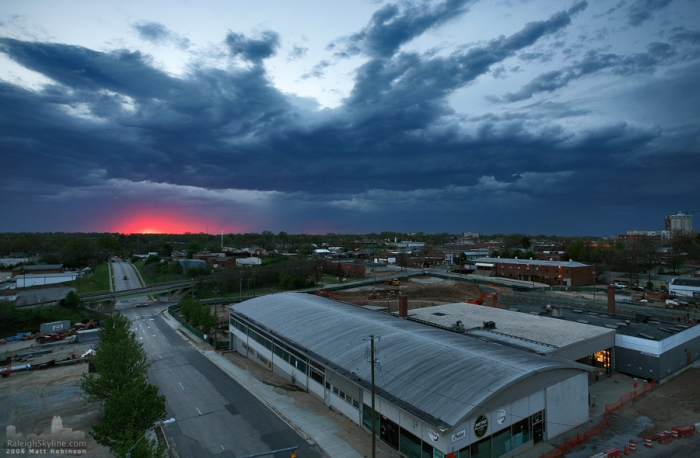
[330,0,476,58]
[225,30,279,62]
[0,4,590,198]
[500,42,677,102]
[627,0,673,26]
[2,1,698,234]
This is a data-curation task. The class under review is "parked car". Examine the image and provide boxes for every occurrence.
[123,275,128,280]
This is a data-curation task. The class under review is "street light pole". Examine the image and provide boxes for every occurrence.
[125,418,175,458]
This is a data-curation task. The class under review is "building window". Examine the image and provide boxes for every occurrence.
[471,436,491,458]
[511,417,531,449]
[399,428,422,458]
[362,404,380,435]
[492,427,512,457]
[309,367,324,385]
[327,383,359,409]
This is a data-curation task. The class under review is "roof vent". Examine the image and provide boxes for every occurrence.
[483,321,496,330]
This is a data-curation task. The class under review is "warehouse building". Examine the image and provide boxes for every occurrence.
[407,301,700,382]
[229,293,591,458]
[406,303,616,374]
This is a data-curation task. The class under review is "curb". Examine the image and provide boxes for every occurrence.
[159,310,318,448]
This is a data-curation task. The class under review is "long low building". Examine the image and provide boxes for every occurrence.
[406,302,616,371]
[473,257,596,286]
[229,293,591,458]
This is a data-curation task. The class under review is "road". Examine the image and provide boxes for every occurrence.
[111,260,152,307]
[114,265,323,457]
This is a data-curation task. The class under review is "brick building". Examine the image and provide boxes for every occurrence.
[474,257,596,286]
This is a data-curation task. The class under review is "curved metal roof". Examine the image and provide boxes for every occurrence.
[230,293,586,429]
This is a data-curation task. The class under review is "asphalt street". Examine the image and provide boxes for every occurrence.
[115,263,323,457]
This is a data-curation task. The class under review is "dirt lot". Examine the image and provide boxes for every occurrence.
[332,276,484,311]
[617,368,700,436]
[564,368,700,457]
[0,340,109,457]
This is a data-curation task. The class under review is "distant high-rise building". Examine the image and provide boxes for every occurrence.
[665,211,693,233]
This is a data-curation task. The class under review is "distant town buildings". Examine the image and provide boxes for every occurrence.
[665,211,693,234]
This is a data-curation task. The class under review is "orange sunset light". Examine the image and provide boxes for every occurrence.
[109,211,246,235]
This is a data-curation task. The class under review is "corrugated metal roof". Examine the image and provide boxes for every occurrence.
[475,257,591,268]
[230,293,587,429]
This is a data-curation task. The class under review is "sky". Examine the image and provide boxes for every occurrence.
[0,0,699,236]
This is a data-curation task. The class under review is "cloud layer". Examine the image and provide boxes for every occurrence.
[0,0,699,235]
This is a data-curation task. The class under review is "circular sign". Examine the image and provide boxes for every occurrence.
[474,414,488,438]
[428,428,440,442]
[497,409,506,425]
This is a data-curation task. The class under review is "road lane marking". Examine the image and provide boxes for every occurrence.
[178,382,184,389]
[220,445,224,450]
[196,407,202,415]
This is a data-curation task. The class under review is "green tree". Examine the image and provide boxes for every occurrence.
[63,238,99,268]
[63,290,81,308]
[80,315,166,457]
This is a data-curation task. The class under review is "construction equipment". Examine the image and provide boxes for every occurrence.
[1,356,11,378]
[367,292,382,300]
[467,293,499,307]
[384,278,400,286]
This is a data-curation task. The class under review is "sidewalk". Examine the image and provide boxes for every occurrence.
[515,373,658,458]
[161,308,401,458]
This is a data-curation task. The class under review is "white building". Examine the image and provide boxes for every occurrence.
[229,293,591,457]
[665,211,693,233]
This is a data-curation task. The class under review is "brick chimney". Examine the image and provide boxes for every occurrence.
[399,295,408,318]
[607,285,615,315]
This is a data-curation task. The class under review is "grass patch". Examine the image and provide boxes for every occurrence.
[65,263,112,294]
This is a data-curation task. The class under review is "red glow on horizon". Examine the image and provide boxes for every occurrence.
[106,210,249,235]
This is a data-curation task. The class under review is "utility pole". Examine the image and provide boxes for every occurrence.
[239,278,242,302]
[370,335,376,458]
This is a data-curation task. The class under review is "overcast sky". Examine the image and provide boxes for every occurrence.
[1,0,698,235]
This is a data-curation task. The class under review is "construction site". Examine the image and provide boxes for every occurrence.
[328,275,492,310]
[0,326,109,456]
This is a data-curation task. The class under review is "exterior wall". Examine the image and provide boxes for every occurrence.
[669,280,700,299]
[615,346,660,380]
[16,273,77,287]
[321,260,366,278]
[489,261,595,286]
[545,372,588,439]
[616,326,700,381]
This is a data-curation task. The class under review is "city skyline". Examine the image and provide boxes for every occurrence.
[1,0,699,235]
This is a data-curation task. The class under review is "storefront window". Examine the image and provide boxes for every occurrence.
[511,418,531,449]
[492,427,512,457]
[362,404,380,435]
[422,442,433,458]
[399,428,422,458]
[457,445,470,457]
[471,437,491,458]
